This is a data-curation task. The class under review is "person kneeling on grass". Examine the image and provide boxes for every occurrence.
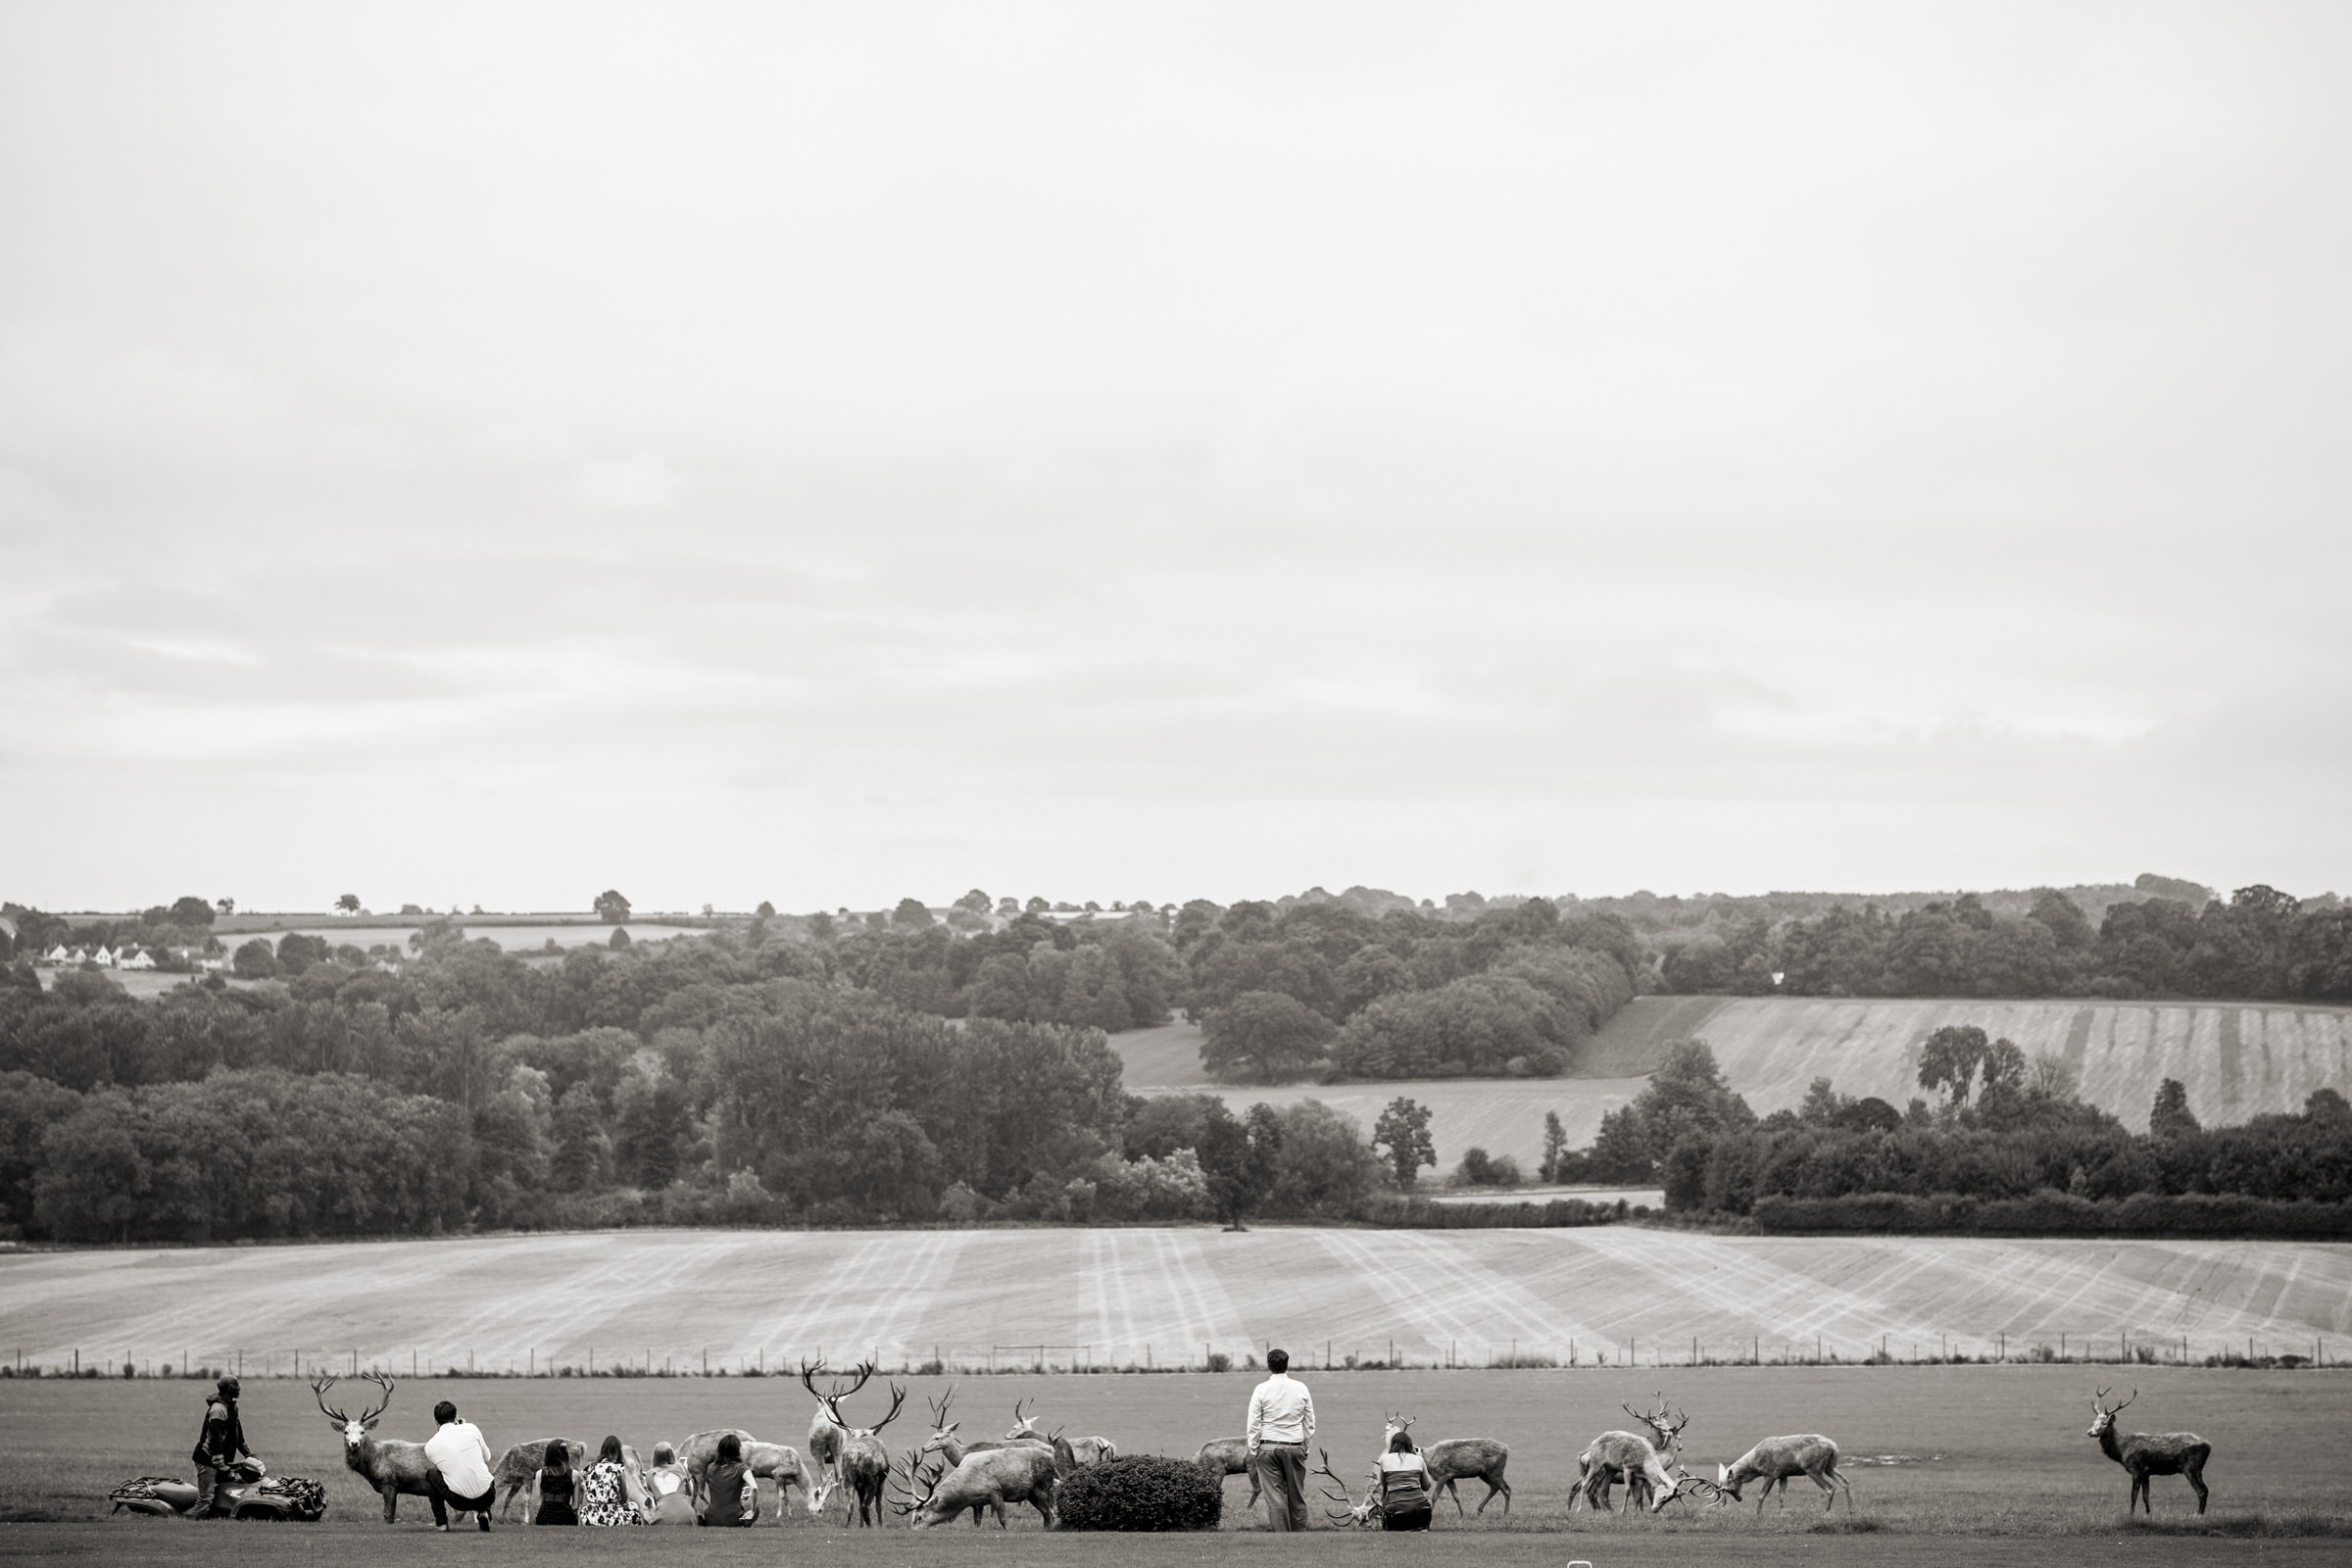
[697,1433,757,1527]
[422,1399,499,1533]
[645,1444,696,1525]
[1376,1428,1433,1532]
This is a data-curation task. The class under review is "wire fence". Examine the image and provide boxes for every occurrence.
[7,1331,2339,1381]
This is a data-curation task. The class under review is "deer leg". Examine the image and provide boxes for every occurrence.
[1812,1467,1836,1510]
[2187,1466,2208,1515]
[380,1482,399,1524]
[1482,1475,1510,1516]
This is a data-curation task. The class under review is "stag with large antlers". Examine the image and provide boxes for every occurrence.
[894,1437,1073,1530]
[313,1374,433,1523]
[2088,1388,2209,1514]
[799,1358,874,1520]
[801,1360,907,1526]
[1571,1396,1683,1514]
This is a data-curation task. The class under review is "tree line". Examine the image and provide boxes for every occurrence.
[1664,883,2352,1002]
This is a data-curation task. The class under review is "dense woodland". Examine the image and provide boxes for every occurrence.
[4,872,2350,1242]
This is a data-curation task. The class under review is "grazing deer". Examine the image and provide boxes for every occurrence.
[1571,1397,1683,1514]
[679,1428,759,1505]
[744,1441,819,1522]
[896,1437,1073,1530]
[1192,1437,1262,1511]
[312,1374,433,1523]
[492,1439,586,1522]
[802,1362,907,1526]
[2088,1388,2210,1515]
[1718,1434,1851,1513]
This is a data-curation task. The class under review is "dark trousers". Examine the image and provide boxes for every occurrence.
[192,1463,233,1517]
[1253,1444,1309,1532]
[426,1469,497,1529]
[1382,1503,1433,1532]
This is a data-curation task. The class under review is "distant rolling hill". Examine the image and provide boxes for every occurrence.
[1109,997,2352,1172]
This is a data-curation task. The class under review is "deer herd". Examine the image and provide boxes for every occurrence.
[306,1365,2218,1528]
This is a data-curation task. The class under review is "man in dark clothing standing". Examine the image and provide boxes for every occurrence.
[190,1377,252,1518]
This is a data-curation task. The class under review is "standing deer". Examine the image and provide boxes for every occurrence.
[492,1439,587,1522]
[1003,1396,1112,1463]
[744,1441,820,1521]
[803,1362,907,1526]
[1193,1436,1262,1511]
[1382,1411,1511,1517]
[1571,1397,1683,1514]
[2087,1388,2210,1514]
[800,1359,874,1519]
[312,1374,433,1523]
[1718,1434,1852,1512]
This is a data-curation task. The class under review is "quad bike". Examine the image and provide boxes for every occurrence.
[111,1460,327,1522]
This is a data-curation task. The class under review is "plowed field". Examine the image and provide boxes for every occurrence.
[6,1228,2344,1375]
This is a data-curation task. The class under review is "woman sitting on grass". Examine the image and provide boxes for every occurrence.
[532,1436,578,1526]
[1376,1429,1433,1532]
[578,1435,648,1527]
[645,1444,697,1525]
[697,1433,756,1527]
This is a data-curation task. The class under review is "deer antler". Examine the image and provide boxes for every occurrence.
[311,1375,348,1424]
[886,1447,934,1515]
[2113,1388,2137,1413]
[355,1371,396,1424]
[927,1384,956,1428]
[1009,1396,1036,1432]
[1309,1448,1373,1525]
[867,1381,909,1435]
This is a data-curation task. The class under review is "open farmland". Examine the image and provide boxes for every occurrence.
[1117,997,2352,1170]
[1,1365,2344,1552]
[5,1228,2346,1376]
[1587,996,2352,1127]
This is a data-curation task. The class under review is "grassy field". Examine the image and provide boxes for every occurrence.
[6,1228,2346,1375]
[2,1365,2343,1552]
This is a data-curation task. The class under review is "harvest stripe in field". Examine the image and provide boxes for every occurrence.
[7,1230,2351,1369]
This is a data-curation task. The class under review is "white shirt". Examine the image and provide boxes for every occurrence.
[424,1420,495,1497]
[1246,1372,1315,1450]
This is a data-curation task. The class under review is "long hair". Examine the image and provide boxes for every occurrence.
[1388,1430,1419,1454]
[542,1440,573,1478]
[716,1433,742,1463]
[599,1435,624,1465]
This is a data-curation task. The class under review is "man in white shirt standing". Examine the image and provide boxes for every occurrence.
[421,1398,498,1533]
[1245,1348,1314,1531]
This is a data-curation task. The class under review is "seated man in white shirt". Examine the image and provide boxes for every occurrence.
[422,1399,499,1533]
[1245,1348,1315,1531]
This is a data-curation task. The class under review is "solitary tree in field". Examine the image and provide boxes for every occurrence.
[1538,1109,1568,1182]
[170,896,216,927]
[756,901,776,919]
[1372,1097,1436,1190]
[594,889,632,924]
[2149,1078,2200,1139]
[335,893,361,914]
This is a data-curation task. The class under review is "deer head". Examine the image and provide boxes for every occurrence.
[1625,1394,1689,1453]
[313,1372,395,1453]
[799,1357,876,1431]
[919,1385,961,1460]
[891,1448,943,1526]
[2087,1386,2137,1438]
[1004,1397,1041,1441]
[1310,1447,1376,1527]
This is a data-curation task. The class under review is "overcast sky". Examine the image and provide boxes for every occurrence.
[4,2,2348,915]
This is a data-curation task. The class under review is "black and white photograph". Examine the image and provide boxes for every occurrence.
[2,2,2348,1560]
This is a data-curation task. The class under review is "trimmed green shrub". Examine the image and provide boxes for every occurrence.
[1055,1455,1223,1532]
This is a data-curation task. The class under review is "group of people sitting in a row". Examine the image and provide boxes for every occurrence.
[434,1407,764,1529]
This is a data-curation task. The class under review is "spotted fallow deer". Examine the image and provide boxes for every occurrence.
[312,1374,433,1523]
[1571,1396,1683,1514]
[1718,1434,1852,1512]
[2088,1388,2210,1515]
